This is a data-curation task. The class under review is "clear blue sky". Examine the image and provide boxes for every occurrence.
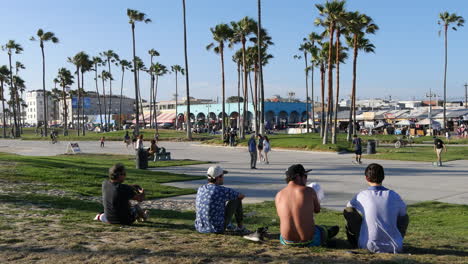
[1,0,467,103]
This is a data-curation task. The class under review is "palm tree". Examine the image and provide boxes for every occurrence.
[80,54,93,135]
[308,32,322,132]
[127,9,151,135]
[56,68,74,136]
[134,56,147,128]
[68,52,88,136]
[15,61,26,134]
[207,23,234,140]
[345,11,378,141]
[100,50,120,127]
[171,65,184,130]
[230,17,257,139]
[31,29,59,137]
[118,59,132,129]
[51,87,61,125]
[182,0,192,140]
[257,0,265,135]
[232,50,243,129]
[295,39,313,133]
[99,70,112,130]
[92,56,104,129]
[2,40,23,137]
[0,65,10,138]
[13,76,26,134]
[148,49,160,128]
[438,12,465,129]
[150,63,168,132]
[315,0,346,144]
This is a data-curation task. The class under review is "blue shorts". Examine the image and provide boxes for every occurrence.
[355,149,362,155]
[280,226,323,247]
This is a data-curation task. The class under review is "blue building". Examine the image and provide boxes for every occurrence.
[176,101,311,128]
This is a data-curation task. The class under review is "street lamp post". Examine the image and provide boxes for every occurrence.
[425,89,437,136]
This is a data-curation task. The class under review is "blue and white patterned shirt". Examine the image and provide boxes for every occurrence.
[195,184,239,233]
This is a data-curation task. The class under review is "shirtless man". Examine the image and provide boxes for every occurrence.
[275,164,339,247]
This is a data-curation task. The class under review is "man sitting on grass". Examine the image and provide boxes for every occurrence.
[94,163,148,225]
[275,164,339,247]
[195,165,249,234]
[344,163,409,253]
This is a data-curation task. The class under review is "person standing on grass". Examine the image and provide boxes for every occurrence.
[433,136,447,166]
[100,136,105,148]
[94,163,148,225]
[276,164,339,247]
[352,135,363,164]
[343,163,409,253]
[195,165,249,234]
[263,136,270,164]
[257,135,264,162]
[135,134,144,150]
[248,135,257,169]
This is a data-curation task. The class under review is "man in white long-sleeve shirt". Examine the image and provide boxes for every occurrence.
[344,163,409,253]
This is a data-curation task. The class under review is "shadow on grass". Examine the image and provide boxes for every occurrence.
[405,245,468,257]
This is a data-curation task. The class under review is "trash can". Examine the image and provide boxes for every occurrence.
[367,140,376,154]
[136,149,148,169]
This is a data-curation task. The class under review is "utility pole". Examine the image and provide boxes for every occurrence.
[425,89,436,136]
[465,83,468,109]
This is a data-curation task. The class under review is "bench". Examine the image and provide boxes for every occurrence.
[150,147,171,161]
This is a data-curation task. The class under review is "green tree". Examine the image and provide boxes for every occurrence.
[100,50,120,126]
[438,12,464,129]
[2,40,23,137]
[148,49,160,128]
[315,0,346,144]
[127,9,151,134]
[31,29,59,137]
[207,23,234,140]
[134,56,146,128]
[150,63,168,132]
[295,39,313,133]
[99,70,112,130]
[345,11,378,141]
[171,65,184,130]
[79,54,93,135]
[182,0,192,140]
[230,17,257,139]
[0,65,11,138]
[15,61,26,134]
[232,50,243,129]
[118,59,132,129]
[56,68,74,136]
[68,52,89,136]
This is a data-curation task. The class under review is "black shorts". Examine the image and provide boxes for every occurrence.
[355,149,362,155]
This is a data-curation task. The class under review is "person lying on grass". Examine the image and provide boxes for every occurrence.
[344,163,409,253]
[94,163,149,225]
[275,164,339,247]
[195,165,249,234]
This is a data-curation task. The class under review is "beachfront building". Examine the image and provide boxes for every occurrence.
[25,90,55,126]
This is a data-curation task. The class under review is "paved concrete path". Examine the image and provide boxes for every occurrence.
[0,139,467,210]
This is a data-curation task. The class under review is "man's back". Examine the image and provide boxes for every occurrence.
[102,180,135,225]
[348,186,406,253]
[275,184,319,242]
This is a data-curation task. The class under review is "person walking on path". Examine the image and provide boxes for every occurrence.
[248,135,257,169]
[100,136,105,148]
[124,131,131,148]
[257,135,264,162]
[343,163,409,253]
[263,136,271,164]
[195,165,249,234]
[135,134,144,151]
[276,164,339,247]
[433,136,447,166]
[352,135,363,164]
[229,128,237,147]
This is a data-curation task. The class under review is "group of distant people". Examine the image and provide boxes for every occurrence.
[248,134,271,168]
[95,162,408,254]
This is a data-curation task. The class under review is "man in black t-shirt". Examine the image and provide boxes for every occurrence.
[352,135,363,164]
[433,137,447,166]
[94,163,148,225]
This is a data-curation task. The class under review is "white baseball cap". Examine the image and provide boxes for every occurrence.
[206,165,228,179]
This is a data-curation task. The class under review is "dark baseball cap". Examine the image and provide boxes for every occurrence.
[285,164,312,177]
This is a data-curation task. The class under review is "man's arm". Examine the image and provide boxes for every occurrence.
[308,188,321,214]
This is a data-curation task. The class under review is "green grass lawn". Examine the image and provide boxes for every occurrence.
[0,189,466,263]
[16,127,217,142]
[0,153,207,199]
[365,145,468,162]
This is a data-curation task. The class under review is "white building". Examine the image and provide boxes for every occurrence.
[25,90,54,126]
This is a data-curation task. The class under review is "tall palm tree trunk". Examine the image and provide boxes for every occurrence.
[101,77,107,130]
[320,64,325,138]
[149,75,153,129]
[237,63,241,129]
[253,66,259,136]
[182,0,192,140]
[119,69,125,129]
[323,24,335,145]
[131,24,140,134]
[311,63,315,132]
[137,70,145,128]
[154,75,159,133]
[41,45,48,136]
[8,55,19,138]
[81,73,86,136]
[304,52,310,133]
[442,25,448,129]
[257,0,265,135]
[94,65,103,129]
[332,30,341,144]
[175,71,178,130]
[76,67,81,136]
[62,87,68,136]
[348,35,358,141]
[220,46,226,140]
[1,82,6,138]
[107,61,113,128]
[241,41,248,139]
